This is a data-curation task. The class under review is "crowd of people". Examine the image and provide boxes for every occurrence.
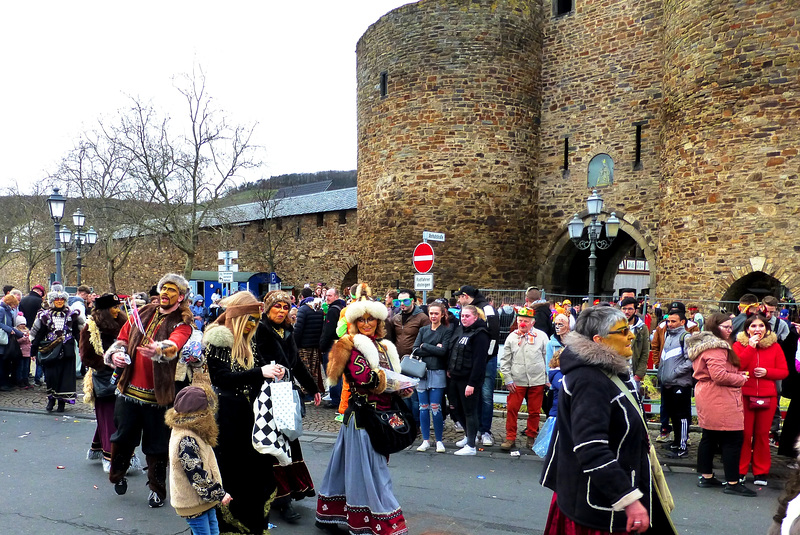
[8,276,800,534]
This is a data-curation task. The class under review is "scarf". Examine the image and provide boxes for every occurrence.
[513,328,538,345]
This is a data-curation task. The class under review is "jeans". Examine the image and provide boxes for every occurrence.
[478,357,497,435]
[185,508,219,535]
[418,387,445,442]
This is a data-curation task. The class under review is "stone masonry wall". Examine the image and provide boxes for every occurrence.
[356,0,544,292]
[660,0,800,299]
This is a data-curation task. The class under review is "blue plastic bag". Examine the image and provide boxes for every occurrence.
[532,416,556,458]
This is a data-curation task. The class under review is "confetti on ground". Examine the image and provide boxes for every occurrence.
[57,466,66,469]
[510,451,520,457]
[93,485,98,489]
[477,475,486,479]
[116,518,123,521]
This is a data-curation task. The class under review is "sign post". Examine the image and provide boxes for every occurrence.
[413,233,444,303]
[217,250,239,296]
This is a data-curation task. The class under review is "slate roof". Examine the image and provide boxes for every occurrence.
[273,180,332,199]
[210,187,357,226]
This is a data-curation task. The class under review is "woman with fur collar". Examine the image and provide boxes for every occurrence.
[733,313,788,487]
[541,306,677,534]
[315,283,411,535]
[30,284,84,412]
[687,313,753,495]
[256,290,320,525]
[204,291,284,535]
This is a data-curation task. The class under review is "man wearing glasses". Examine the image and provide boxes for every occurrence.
[620,297,650,395]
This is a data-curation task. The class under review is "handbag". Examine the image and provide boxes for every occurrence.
[748,396,770,410]
[0,329,7,346]
[352,394,417,457]
[270,375,303,441]
[400,349,427,379]
[38,341,64,365]
[252,380,292,466]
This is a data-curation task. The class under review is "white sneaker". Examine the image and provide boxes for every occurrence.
[456,436,468,447]
[101,458,111,473]
[454,445,477,456]
[416,440,430,452]
[436,441,446,453]
[482,432,494,447]
[454,421,464,432]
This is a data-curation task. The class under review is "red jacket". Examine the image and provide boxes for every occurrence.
[733,331,788,398]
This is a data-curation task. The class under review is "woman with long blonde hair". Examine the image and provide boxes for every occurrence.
[205,291,285,534]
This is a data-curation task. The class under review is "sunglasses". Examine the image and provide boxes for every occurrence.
[393,299,413,307]
[608,326,631,336]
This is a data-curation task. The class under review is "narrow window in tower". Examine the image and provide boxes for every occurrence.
[275,218,282,230]
[562,137,570,179]
[555,0,573,16]
[633,124,643,171]
[338,210,347,225]
[380,72,388,98]
[317,213,324,227]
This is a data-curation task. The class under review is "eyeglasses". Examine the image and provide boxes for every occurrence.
[271,303,290,311]
[356,316,377,324]
[608,326,631,336]
[392,299,413,307]
[720,324,733,330]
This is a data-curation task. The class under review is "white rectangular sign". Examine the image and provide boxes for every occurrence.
[217,250,239,260]
[218,271,234,283]
[422,231,445,242]
[414,273,434,291]
[220,264,239,272]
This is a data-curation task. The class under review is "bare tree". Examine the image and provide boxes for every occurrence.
[4,183,55,290]
[52,125,149,293]
[252,187,292,273]
[118,68,262,279]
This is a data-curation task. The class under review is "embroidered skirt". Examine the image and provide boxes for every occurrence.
[316,413,408,535]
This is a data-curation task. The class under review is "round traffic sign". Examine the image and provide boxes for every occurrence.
[413,242,434,274]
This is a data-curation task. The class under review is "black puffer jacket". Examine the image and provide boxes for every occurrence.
[293,302,325,349]
[448,319,489,386]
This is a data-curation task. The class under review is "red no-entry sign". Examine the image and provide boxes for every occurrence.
[413,242,434,274]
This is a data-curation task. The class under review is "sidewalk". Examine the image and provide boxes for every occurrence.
[1,380,793,482]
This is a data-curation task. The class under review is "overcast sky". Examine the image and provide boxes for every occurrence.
[0,0,416,193]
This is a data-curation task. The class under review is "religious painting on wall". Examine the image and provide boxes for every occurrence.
[588,154,614,188]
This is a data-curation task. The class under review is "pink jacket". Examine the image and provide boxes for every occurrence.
[688,332,746,431]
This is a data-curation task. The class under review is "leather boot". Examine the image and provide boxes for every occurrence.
[109,442,133,487]
[145,454,168,501]
[56,399,65,412]
[45,395,55,412]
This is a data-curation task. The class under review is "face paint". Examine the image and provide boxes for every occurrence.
[243,315,259,334]
[268,302,290,324]
[159,283,182,308]
[356,316,378,337]
[109,305,120,319]
[52,298,66,309]
[599,319,635,358]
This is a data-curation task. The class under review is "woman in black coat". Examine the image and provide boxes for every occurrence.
[256,290,321,524]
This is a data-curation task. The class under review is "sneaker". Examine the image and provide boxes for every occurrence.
[753,475,768,487]
[770,438,780,449]
[436,441,446,453]
[416,440,430,452]
[655,432,671,443]
[86,449,103,461]
[114,477,127,495]
[482,432,494,447]
[128,454,143,475]
[456,436,468,448]
[102,458,111,473]
[148,490,164,508]
[500,440,516,451]
[322,393,332,402]
[453,421,464,432]
[697,476,724,488]
[724,482,757,497]
[454,445,477,456]
[334,414,344,423]
[665,448,687,459]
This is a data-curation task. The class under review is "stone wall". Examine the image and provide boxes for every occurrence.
[0,209,359,295]
[356,0,544,292]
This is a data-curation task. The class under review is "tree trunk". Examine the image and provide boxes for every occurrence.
[106,259,117,295]
[182,252,195,281]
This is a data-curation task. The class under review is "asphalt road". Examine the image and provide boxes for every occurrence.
[0,410,783,535]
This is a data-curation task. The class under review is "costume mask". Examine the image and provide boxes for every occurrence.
[52,298,66,309]
[243,315,259,335]
[160,282,183,308]
[356,316,378,337]
[598,319,635,358]
[268,302,290,324]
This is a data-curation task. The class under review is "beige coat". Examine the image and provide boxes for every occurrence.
[500,328,548,387]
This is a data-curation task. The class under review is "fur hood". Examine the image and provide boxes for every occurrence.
[165,407,218,447]
[561,331,630,376]
[202,323,233,349]
[325,334,400,388]
[685,331,732,361]
[735,330,778,349]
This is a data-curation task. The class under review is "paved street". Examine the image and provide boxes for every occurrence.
[0,401,786,535]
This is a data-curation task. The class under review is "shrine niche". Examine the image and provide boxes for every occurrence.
[588,154,614,188]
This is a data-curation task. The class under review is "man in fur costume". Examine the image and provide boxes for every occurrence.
[166,384,232,534]
[104,273,193,508]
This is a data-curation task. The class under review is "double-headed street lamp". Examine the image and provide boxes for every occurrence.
[568,189,620,304]
[46,187,67,284]
[60,209,97,286]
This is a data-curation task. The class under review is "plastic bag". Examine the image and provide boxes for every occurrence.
[532,416,556,458]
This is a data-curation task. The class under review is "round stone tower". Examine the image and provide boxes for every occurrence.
[356,0,544,291]
[660,0,800,298]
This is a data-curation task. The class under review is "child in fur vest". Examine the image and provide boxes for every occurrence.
[165,384,231,535]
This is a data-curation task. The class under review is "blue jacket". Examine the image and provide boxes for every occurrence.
[547,368,563,418]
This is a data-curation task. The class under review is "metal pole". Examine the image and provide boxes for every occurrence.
[588,239,597,305]
[54,221,63,284]
[75,234,82,286]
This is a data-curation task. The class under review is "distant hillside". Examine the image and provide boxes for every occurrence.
[230,170,356,196]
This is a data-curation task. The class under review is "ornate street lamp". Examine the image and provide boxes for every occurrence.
[59,210,98,286]
[568,189,620,303]
[47,187,67,284]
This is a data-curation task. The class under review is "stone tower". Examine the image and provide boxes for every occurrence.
[356,0,545,291]
[660,0,800,299]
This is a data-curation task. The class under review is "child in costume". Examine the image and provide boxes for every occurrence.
[165,384,232,535]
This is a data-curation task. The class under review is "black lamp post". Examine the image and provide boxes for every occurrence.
[568,189,621,303]
[46,187,67,284]
[59,209,97,286]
